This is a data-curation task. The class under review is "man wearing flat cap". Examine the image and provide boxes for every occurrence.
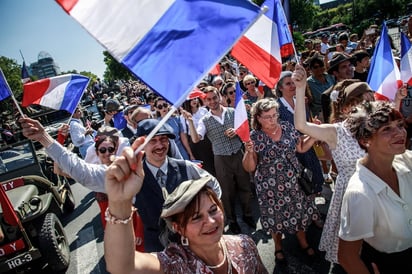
[321,52,356,122]
[133,119,220,252]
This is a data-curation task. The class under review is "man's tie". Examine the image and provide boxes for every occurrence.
[156,169,165,188]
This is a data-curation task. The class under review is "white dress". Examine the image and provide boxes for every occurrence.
[318,121,365,263]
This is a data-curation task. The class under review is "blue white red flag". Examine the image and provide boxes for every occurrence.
[21,61,31,84]
[113,111,127,130]
[234,81,250,142]
[0,69,12,101]
[55,0,260,107]
[367,23,402,101]
[231,0,294,88]
[22,74,89,114]
[400,32,412,86]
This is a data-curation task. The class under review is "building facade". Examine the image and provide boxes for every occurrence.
[29,51,60,79]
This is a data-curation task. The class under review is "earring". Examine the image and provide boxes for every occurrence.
[365,143,370,147]
[181,236,189,246]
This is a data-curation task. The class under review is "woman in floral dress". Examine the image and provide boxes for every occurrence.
[293,64,406,268]
[243,98,320,263]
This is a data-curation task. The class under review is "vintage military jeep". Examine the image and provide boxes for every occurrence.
[0,139,75,273]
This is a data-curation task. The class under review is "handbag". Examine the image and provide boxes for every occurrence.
[297,167,315,195]
[286,154,315,195]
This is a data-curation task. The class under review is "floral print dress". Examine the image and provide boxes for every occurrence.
[250,121,320,235]
[318,121,365,263]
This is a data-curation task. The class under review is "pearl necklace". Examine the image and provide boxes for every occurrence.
[206,239,232,274]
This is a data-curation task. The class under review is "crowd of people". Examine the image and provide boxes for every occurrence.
[11,18,412,273]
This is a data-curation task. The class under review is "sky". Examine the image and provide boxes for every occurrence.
[0,0,106,79]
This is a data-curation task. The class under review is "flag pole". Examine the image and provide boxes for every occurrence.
[0,69,25,118]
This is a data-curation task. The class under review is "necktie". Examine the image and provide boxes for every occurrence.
[156,169,165,187]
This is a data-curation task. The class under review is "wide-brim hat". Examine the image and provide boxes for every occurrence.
[135,119,175,139]
[327,53,356,74]
[160,176,216,219]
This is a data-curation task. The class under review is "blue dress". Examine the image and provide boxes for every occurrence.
[278,99,325,193]
[162,116,190,160]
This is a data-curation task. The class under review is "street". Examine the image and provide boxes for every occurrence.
[62,181,334,274]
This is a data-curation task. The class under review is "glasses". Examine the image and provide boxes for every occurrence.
[245,81,255,86]
[156,103,169,110]
[228,91,235,95]
[260,113,279,120]
[98,146,115,154]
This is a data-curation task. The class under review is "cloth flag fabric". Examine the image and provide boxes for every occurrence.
[21,61,31,84]
[56,0,260,107]
[0,184,20,226]
[234,81,250,142]
[0,69,12,101]
[400,32,412,86]
[367,23,402,101]
[22,74,89,114]
[231,0,294,89]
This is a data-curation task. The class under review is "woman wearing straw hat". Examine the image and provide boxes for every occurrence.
[104,137,268,274]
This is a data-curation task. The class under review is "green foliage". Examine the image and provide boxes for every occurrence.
[102,51,135,83]
[0,56,23,113]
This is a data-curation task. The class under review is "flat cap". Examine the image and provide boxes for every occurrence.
[135,119,175,139]
[160,176,216,219]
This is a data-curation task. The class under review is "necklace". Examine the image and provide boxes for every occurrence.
[206,239,226,269]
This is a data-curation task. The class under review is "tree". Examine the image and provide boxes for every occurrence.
[0,56,24,116]
[102,51,134,84]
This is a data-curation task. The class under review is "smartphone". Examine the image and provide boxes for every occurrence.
[365,28,376,35]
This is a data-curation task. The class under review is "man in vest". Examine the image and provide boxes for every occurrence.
[183,86,255,234]
[133,119,221,251]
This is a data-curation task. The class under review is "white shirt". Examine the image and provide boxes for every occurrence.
[196,107,229,140]
[339,151,412,253]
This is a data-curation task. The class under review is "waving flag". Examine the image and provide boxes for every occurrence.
[0,69,12,101]
[56,0,260,107]
[231,0,294,88]
[234,82,250,142]
[22,74,89,114]
[400,32,412,86]
[21,61,31,84]
[367,23,402,101]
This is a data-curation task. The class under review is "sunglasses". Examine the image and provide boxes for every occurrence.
[98,147,115,154]
[227,90,235,95]
[156,103,169,110]
[245,81,255,86]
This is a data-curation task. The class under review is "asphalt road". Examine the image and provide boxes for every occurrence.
[61,181,334,274]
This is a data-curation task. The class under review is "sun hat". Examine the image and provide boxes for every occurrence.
[160,176,217,219]
[135,119,175,139]
[327,53,356,74]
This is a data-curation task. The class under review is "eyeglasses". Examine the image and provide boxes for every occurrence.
[156,103,169,110]
[245,81,255,86]
[98,146,115,154]
[259,113,279,120]
[228,91,235,95]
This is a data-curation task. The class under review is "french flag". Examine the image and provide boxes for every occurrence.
[22,74,90,114]
[231,0,294,89]
[367,22,402,101]
[55,0,260,107]
[0,69,12,101]
[234,81,250,142]
[400,32,412,86]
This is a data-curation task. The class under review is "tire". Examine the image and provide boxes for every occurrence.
[36,213,70,272]
[63,182,75,213]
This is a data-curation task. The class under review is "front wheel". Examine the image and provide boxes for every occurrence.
[36,213,70,272]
